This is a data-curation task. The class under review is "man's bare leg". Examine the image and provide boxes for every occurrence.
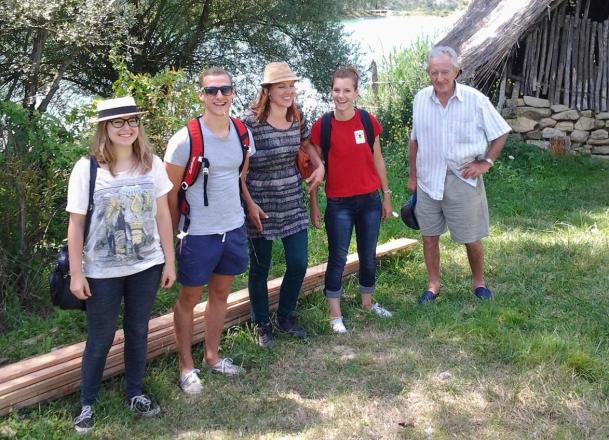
[174,285,203,376]
[204,273,234,365]
[465,240,485,288]
[422,235,441,294]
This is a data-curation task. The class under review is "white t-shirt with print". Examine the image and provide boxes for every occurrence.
[66,155,173,279]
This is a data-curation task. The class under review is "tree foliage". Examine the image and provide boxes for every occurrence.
[0,0,358,112]
[0,101,84,305]
[0,0,133,112]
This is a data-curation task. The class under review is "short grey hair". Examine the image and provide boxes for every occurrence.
[427,46,461,69]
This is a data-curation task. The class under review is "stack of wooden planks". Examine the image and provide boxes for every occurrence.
[0,238,417,416]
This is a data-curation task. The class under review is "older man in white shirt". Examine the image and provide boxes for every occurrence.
[407,46,511,304]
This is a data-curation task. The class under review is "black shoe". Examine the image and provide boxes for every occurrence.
[128,394,161,417]
[256,322,274,348]
[277,316,307,340]
[74,405,94,433]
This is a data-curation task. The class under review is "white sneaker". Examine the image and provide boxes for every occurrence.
[205,358,245,376]
[330,317,348,334]
[179,368,203,395]
[370,303,393,318]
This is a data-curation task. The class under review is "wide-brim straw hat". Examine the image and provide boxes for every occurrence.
[92,96,147,123]
[261,61,299,86]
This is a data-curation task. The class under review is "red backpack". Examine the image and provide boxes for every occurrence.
[178,116,250,235]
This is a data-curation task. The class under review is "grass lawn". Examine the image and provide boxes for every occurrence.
[1,140,609,439]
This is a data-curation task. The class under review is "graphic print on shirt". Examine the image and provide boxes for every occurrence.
[91,178,157,266]
[354,129,366,144]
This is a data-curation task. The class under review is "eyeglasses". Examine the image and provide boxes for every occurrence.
[109,118,140,128]
[202,85,234,96]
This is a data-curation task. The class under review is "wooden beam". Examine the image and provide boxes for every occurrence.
[0,238,417,415]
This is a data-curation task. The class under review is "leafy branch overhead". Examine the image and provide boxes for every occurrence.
[0,0,358,112]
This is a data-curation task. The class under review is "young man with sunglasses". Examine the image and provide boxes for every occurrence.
[164,67,256,394]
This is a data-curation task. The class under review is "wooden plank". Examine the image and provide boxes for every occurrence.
[0,238,418,415]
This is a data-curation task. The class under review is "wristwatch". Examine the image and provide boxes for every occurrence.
[476,155,494,166]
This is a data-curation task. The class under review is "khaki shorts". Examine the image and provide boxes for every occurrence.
[415,171,489,244]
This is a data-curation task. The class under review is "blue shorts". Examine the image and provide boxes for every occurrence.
[177,225,249,287]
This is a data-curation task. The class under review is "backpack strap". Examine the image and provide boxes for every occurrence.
[319,109,375,167]
[83,156,98,241]
[229,116,250,174]
[320,111,333,166]
[178,117,209,235]
[358,108,376,151]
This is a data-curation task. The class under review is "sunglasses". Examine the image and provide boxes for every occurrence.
[202,85,234,96]
[109,118,140,128]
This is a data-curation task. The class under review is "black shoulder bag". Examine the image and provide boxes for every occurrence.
[49,157,98,310]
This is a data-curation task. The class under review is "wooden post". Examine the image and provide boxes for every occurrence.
[589,21,597,111]
[537,18,549,97]
[601,21,608,112]
[582,18,591,109]
[563,15,573,105]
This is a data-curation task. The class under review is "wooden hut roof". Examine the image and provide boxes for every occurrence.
[438,0,567,88]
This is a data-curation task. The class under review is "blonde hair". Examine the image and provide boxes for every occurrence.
[199,67,233,87]
[89,120,154,176]
[250,85,301,124]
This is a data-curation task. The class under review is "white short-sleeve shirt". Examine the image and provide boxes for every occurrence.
[66,155,173,278]
[411,82,511,200]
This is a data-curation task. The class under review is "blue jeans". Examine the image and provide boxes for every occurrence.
[248,229,308,324]
[80,264,162,406]
[324,191,381,299]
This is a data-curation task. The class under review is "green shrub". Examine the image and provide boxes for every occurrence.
[364,38,431,147]
[0,101,85,311]
[110,54,202,155]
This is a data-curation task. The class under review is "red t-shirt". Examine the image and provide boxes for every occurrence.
[310,109,383,198]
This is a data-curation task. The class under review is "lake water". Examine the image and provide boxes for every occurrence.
[299,12,462,112]
[342,13,462,67]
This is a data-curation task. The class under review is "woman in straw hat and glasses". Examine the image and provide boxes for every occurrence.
[67,97,175,433]
[241,62,324,348]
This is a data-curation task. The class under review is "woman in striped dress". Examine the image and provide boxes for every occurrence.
[241,62,324,348]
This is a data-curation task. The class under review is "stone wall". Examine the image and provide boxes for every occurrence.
[503,96,609,160]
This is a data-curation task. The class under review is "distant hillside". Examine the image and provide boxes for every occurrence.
[346,0,469,13]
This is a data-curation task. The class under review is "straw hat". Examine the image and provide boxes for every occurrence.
[92,96,147,123]
[261,62,299,86]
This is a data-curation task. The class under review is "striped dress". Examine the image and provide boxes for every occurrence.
[242,110,310,240]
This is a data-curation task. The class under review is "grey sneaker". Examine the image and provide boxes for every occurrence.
[205,358,245,376]
[256,323,274,348]
[128,394,161,417]
[370,303,393,318]
[179,368,203,395]
[74,405,94,433]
